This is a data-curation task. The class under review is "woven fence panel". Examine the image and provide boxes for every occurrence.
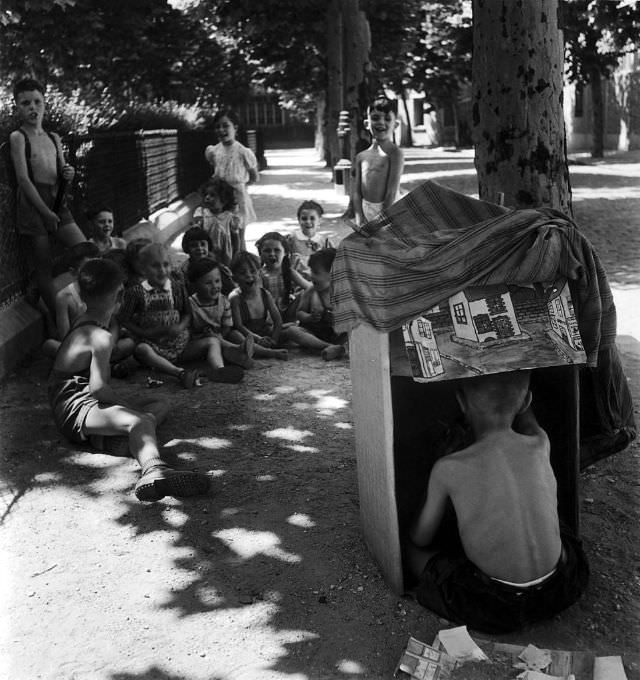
[139,131,179,215]
[0,183,28,310]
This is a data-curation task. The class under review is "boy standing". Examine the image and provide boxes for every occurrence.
[353,95,404,227]
[407,371,589,633]
[10,78,86,319]
[48,258,210,502]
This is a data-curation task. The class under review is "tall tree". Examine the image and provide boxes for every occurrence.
[563,0,640,158]
[472,0,570,213]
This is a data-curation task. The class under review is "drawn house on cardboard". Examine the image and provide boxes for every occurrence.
[449,285,522,343]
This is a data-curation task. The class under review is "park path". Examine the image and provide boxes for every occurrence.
[0,146,638,680]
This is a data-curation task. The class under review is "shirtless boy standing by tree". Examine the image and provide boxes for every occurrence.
[407,370,589,633]
[10,78,86,320]
[353,95,404,227]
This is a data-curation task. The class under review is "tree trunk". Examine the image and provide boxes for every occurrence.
[342,0,372,162]
[314,94,328,164]
[401,91,413,147]
[326,0,344,167]
[590,67,605,159]
[472,0,571,214]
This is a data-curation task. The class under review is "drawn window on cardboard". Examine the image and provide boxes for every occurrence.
[401,280,586,383]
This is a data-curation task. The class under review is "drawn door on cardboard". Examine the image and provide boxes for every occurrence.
[401,280,586,383]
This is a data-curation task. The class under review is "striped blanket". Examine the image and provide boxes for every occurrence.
[332,180,635,466]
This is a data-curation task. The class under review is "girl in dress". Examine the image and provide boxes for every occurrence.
[255,231,311,324]
[204,110,259,251]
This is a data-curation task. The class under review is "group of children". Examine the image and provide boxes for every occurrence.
[10,75,588,632]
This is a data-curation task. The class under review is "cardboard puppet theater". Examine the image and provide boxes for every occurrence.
[331,180,635,594]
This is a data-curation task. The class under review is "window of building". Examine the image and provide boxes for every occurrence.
[453,303,467,324]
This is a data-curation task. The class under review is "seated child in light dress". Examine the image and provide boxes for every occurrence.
[406,370,589,634]
[286,248,347,361]
[192,177,238,263]
[178,226,234,295]
[87,206,126,255]
[287,200,334,276]
[48,258,210,502]
[229,252,289,361]
[180,258,252,384]
[255,231,311,324]
[118,243,199,389]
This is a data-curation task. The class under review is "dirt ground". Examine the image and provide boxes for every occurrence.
[0,149,638,680]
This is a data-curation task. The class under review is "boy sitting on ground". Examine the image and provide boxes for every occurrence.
[406,370,589,633]
[48,258,210,502]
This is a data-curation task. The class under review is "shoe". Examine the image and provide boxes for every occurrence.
[180,368,200,389]
[135,464,210,502]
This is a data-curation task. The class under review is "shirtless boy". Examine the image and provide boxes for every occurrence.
[353,95,404,227]
[48,258,210,502]
[407,370,589,633]
[10,78,86,319]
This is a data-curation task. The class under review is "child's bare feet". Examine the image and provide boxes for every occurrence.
[224,336,254,369]
[321,344,346,361]
[208,365,244,383]
[180,369,202,389]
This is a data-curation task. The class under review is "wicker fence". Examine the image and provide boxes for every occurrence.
[0,128,264,310]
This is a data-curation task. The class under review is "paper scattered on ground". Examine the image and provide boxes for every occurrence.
[436,626,489,662]
[516,671,575,680]
[394,636,445,680]
[515,644,552,671]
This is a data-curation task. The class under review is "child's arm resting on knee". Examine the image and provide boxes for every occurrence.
[409,463,449,548]
[295,288,316,324]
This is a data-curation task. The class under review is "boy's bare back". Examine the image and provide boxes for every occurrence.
[432,422,561,582]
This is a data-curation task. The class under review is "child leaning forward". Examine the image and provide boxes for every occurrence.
[48,258,210,502]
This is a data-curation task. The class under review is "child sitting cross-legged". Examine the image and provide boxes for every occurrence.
[181,257,252,383]
[48,258,210,502]
[118,243,199,389]
[286,248,347,361]
[406,370,589,633]
[228,251,288,361]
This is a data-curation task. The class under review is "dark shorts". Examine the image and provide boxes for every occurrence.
[16,182,75,237]
[415,527,589,634]
[48,373,99,444]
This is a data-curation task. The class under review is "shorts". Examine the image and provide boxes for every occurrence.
[16,182,75,237]
[415,527,589,634]
[48,373,99,444]
[362,199,384,223]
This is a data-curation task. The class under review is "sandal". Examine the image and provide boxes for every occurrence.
[180,369,200,389]
[135,463,210,502]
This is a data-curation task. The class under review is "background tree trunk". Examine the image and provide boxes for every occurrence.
[472,0,571,214]
[326,0,344,167]
[590,67,605,158]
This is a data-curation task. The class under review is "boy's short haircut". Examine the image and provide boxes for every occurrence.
[59,241,101,273]
[199,177,237,212]
[230,250,261,275]
[187,256,220,283]
[86,206,114,221]
[297,200,324,219]
[367,94,398,116]
[13,77,45,100]
[459,370,531,415]
[181,226,213,254]
[77,258,124,302]
[308,247,337,273]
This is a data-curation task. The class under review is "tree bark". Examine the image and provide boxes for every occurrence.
[590,67,605,158]
[326,0,344,167]
[314,94,328,164]
[472,0,571,214]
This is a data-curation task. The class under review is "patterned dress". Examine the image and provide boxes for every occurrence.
[119,279,190,362]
